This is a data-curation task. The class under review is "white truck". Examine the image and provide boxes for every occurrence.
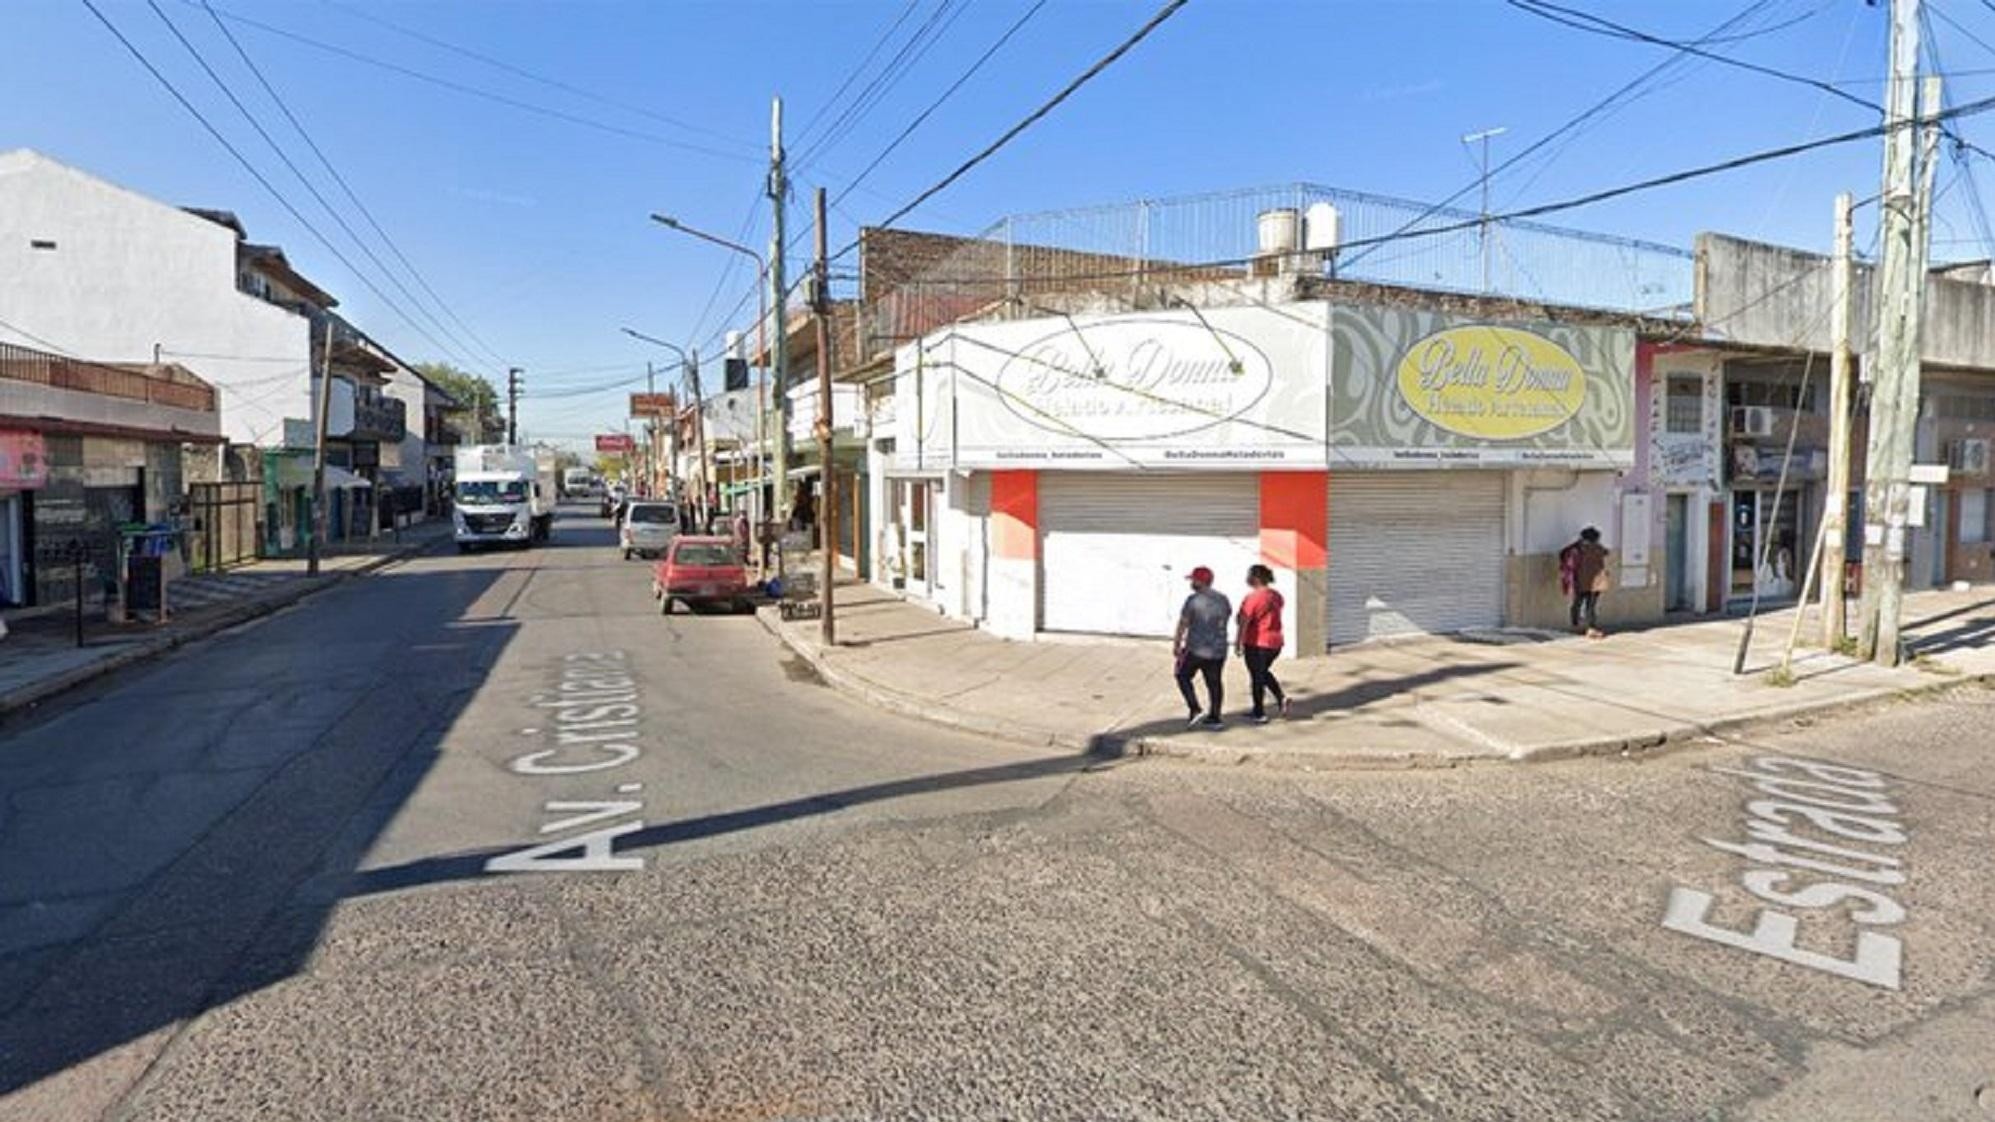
[453,445,557,550]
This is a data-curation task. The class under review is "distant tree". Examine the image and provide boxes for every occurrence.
[414,362,503,442]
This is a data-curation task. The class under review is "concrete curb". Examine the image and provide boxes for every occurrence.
[756,605,1994,769]
[0,537,434,722]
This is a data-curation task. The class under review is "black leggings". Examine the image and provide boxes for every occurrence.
[1175,655,1224,717]
[1571,591,1601,631]
[1243,646,1285,716]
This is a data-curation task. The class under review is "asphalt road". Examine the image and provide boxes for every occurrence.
[1,504,1991,1121]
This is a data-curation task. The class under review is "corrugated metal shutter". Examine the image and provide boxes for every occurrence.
[1328,473,1506,645]
[1040,473,1260,637]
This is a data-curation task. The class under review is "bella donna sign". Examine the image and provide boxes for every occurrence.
[1332,310,1634,469]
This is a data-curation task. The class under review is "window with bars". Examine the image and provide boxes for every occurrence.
[1666,376,1704,434]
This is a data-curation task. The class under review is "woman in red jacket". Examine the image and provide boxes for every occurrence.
[1236,564,1290,724]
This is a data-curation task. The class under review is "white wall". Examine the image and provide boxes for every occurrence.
[0,150,312,447]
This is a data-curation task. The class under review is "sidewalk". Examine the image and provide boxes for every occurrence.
[760,580,1995,767]
[0,520,451,720]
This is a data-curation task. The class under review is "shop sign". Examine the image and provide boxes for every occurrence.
[0,431,48,489]
[629,392,674,416]
[1394,326,1588,441]
[596,433,635,454]
[1330,308,1635,469]
[893,304,1329,471]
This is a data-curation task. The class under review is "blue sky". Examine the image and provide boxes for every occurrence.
[7,0,1994,445]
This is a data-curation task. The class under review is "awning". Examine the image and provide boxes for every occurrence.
[324,465,373,489]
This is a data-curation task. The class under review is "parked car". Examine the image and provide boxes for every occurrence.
[653,535,751,614]
[620,500,681,559]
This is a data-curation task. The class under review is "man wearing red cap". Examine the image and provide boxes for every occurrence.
[1172,565,1232,729]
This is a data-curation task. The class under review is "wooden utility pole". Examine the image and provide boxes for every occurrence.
[768,97,792,547]
[813,186,837,645]
[307,322,333,576]
[1822,192,1855,646]
[1858,0,1929,667]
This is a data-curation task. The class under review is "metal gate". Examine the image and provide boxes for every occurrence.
[188,481,262,572]
[1039,473,1260,637]
[1328,472,1507,645]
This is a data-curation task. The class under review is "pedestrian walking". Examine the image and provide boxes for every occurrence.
[1559,526,1612,639]
[1173,565,1231,729]
[1236,564,1290,723]
[732,508,752,562]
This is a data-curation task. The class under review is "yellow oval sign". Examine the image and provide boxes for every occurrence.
[1395,326,1588,441]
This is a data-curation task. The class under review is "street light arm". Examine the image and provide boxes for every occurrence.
[619,326,686,364]
[649,213,766,270]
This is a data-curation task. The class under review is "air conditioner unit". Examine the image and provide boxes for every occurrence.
[1949,437,1992,476]
[1731,406,1775,438]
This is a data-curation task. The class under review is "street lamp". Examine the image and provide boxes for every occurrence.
[621,326,708,525]
[650,213,776,546]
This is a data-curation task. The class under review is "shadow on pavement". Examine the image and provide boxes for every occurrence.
[0,563,519,1101]
[342,750,1117,900]
[1095,660,1518,748]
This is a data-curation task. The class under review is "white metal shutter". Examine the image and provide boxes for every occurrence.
[1328,473,1506,645]
[1040,473,1261,637]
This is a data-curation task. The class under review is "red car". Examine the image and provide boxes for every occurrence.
[653,535,751,614]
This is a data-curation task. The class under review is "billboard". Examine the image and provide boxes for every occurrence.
[892,303,1329,471]
[629,392,675,416]
[595,433,635,454]
[1327,309,1636,468]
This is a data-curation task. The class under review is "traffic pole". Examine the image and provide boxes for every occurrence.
[1822,192,1855,647]
[813,186,837,646]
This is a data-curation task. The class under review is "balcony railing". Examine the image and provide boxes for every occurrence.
[0,340,218,413]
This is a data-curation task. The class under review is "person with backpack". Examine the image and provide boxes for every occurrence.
[1236,564,1290,724]
[1559,526,1612,639]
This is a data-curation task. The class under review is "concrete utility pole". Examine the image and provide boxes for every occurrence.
[1822,191,1856,646]
[307,323,334,576]
[768,96,792,547]
[688,347,710,529]
[1859,0,1934,667]
[506,367,523,445]
[813,186,838,645]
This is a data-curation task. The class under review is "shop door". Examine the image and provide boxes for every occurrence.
[1039,474,1260,638]
[891,479,939,600]
[1328,472,1506,645]
[1730,489,1802,599]
[1665,494,1691,612]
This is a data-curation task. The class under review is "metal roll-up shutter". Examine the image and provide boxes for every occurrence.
[1040,473,1260,637]
[1328,472,1506,645]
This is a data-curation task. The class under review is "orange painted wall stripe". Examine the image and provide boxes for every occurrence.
[990,470,1039,560]
[1260,472,1327,570]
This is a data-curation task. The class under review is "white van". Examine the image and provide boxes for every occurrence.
[620,500,682,559]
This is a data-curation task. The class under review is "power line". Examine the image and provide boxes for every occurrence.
[145,0,485,371]
[196,0,511,371]
[84,0,486,376]
[191,1,760,164]
[320,0,754,154]
[792,0,922,153]
[831,0,1049,212]
[1344,0,1778,272]
[796,0,969,172]
[830,0,1194,265]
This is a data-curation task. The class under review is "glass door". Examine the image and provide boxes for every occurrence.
[1665,494,1690,612]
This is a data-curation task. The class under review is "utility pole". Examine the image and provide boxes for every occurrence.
[1463,126,1506,294]
[813,186,838,644]
[688,347,710,530]
[506,366,522,445]
[1822,192,1856,647]
[768,96,792,551]
[1858,0,1931,667]
[307,322,333,576]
